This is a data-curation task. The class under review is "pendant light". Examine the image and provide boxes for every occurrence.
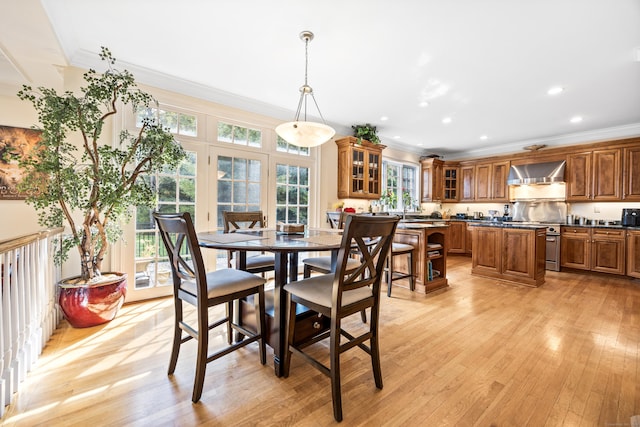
[275,31,335,148]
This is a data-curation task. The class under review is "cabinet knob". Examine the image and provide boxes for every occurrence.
[313,322,322,329]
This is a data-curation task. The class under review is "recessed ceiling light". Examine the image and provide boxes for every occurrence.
[548,86,564,95]
[393,136,401,139]
[570,116,583,123]
[419,101,429,108]
[442,117,452,124]
[480,135,488,140]
[380,116,389,121]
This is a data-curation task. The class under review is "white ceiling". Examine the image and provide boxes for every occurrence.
[2,0,640,158]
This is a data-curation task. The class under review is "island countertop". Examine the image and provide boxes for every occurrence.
[467,222,546,230]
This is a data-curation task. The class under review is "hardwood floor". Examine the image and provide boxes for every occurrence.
[3,257,640,426]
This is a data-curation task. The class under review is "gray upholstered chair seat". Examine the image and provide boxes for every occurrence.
[284,274,372,308]
[391,242,414,253]
[300,256,360,273]
[181,268,267,299]
[245,254,276,269]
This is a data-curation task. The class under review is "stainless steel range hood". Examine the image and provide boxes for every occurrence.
[507,160,566,185]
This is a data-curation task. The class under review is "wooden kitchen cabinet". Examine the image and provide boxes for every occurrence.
[460,165,475,202]
[473,161,510,202]
[421,158,443,202]
[447,220,466,253]
[471,225,546,286]
[336,136,385,199]
[442,165,459,202]
[567,149,621,201]
[561,226,625,274]
[627,229,640,278]
[623,144,640,200]
[465,222,473,254]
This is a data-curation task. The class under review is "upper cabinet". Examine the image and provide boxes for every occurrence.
[474,161,510,202]
[442,164,459,202]
[336,137,385,200]
[460,165,475,202]
[623,145,640,200]
[567,149,621,201]
[420,158,443,202]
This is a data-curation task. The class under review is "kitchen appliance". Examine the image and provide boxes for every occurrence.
[473,212,483,219]
[507,160,566,185]
[622,208,640,226]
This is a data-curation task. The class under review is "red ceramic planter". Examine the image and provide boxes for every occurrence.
[58,273,127,328]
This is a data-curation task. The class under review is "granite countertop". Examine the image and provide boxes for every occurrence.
[398,222,449,229]
[466,222,547,230]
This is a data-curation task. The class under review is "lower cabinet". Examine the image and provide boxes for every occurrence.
[626,230,640,278]
[395,225,449,294]
[561,227,626,275]
[471,225,546,287]
[447,221,466,253]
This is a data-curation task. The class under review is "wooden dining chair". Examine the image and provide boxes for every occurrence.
[282,214,399,422]
[222,210,275,275]
[153,212,267,403]
[302,211,357,278]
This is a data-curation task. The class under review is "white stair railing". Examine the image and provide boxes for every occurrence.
[0,228,63,419]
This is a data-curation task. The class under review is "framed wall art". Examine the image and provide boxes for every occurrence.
[0,125,41,200]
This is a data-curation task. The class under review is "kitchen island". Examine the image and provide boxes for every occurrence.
[469,222,546,287]
[395,222,449,293]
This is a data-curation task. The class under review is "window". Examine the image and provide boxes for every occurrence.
[134,151,197,289]
[136,108,197,137]
[276,135,310,156]
[382,160,418,210]
[216,155,262,227]
[218,122,261,147]
[276,163,309,224]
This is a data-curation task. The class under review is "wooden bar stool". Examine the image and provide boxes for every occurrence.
[386,242,416,296]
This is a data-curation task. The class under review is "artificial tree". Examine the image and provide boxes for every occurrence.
[17,47,186,283]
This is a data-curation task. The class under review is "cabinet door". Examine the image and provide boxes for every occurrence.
[367,150,381,198]
[460,166,475,201]
[560,227,590,269]
[475,164,492,201]
[566,152,591,201]
[465,222,473,253]
[502,228,536,279]
[591,228,625,274]
[592,148,621,201]
[491,161,510,201]
[447,221,466,253]
[471,227,501,273]
[421,159,443,202]
[627,230,640,278]
[623,145,640,200]
[443,166,459,202]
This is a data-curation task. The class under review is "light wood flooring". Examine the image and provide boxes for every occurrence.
[3,256,640,426]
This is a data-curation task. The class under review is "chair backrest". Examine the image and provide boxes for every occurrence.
[153,212,206,300]
[223,211,266,232]
[333,215,399,307]
[326,211,352,229]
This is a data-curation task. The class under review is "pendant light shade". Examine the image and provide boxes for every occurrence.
[276,31,335,148]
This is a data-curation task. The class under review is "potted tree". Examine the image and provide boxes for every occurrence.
[17,47,186,328]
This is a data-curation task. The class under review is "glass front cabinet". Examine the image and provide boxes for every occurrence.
[336,136,385,199]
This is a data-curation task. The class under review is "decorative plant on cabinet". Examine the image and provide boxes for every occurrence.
[17,47,187,327]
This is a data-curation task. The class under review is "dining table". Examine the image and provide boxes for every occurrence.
[197,227,344,377]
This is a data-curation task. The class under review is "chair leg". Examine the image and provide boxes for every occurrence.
[168,298,182,375]
[386,255,393,297]
[369,308,383,390]
[192,309,209,403]
[282,297,298,378]
[329,316,343,422]
[303,264,311,278]
[256,288,267,365]
[226,301,233,345]
[408,251,415,291]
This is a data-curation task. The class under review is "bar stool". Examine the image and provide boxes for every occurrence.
[386,242,416,296]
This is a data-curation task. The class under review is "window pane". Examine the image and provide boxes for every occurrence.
[248,182,260,201]
[136,107,156,128]
[288,186,298,204]
[233,158,247,180]
[159,110,179,133]
[233,181,247,203]
[218,123,233,142]
[178,177,195,202]
[300,186,308,205]
[136,205,154,230]
[248,129,261,147]
[276,164,287,183]
[218,181,231,203]
[179,152,196,176]
[276,185,286,204]
[248,159,261,181]
[288,166,298,185]
[179,114,197,136]
[158,176,176,202]
[234,127,248,145]
[300,168,308,186]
